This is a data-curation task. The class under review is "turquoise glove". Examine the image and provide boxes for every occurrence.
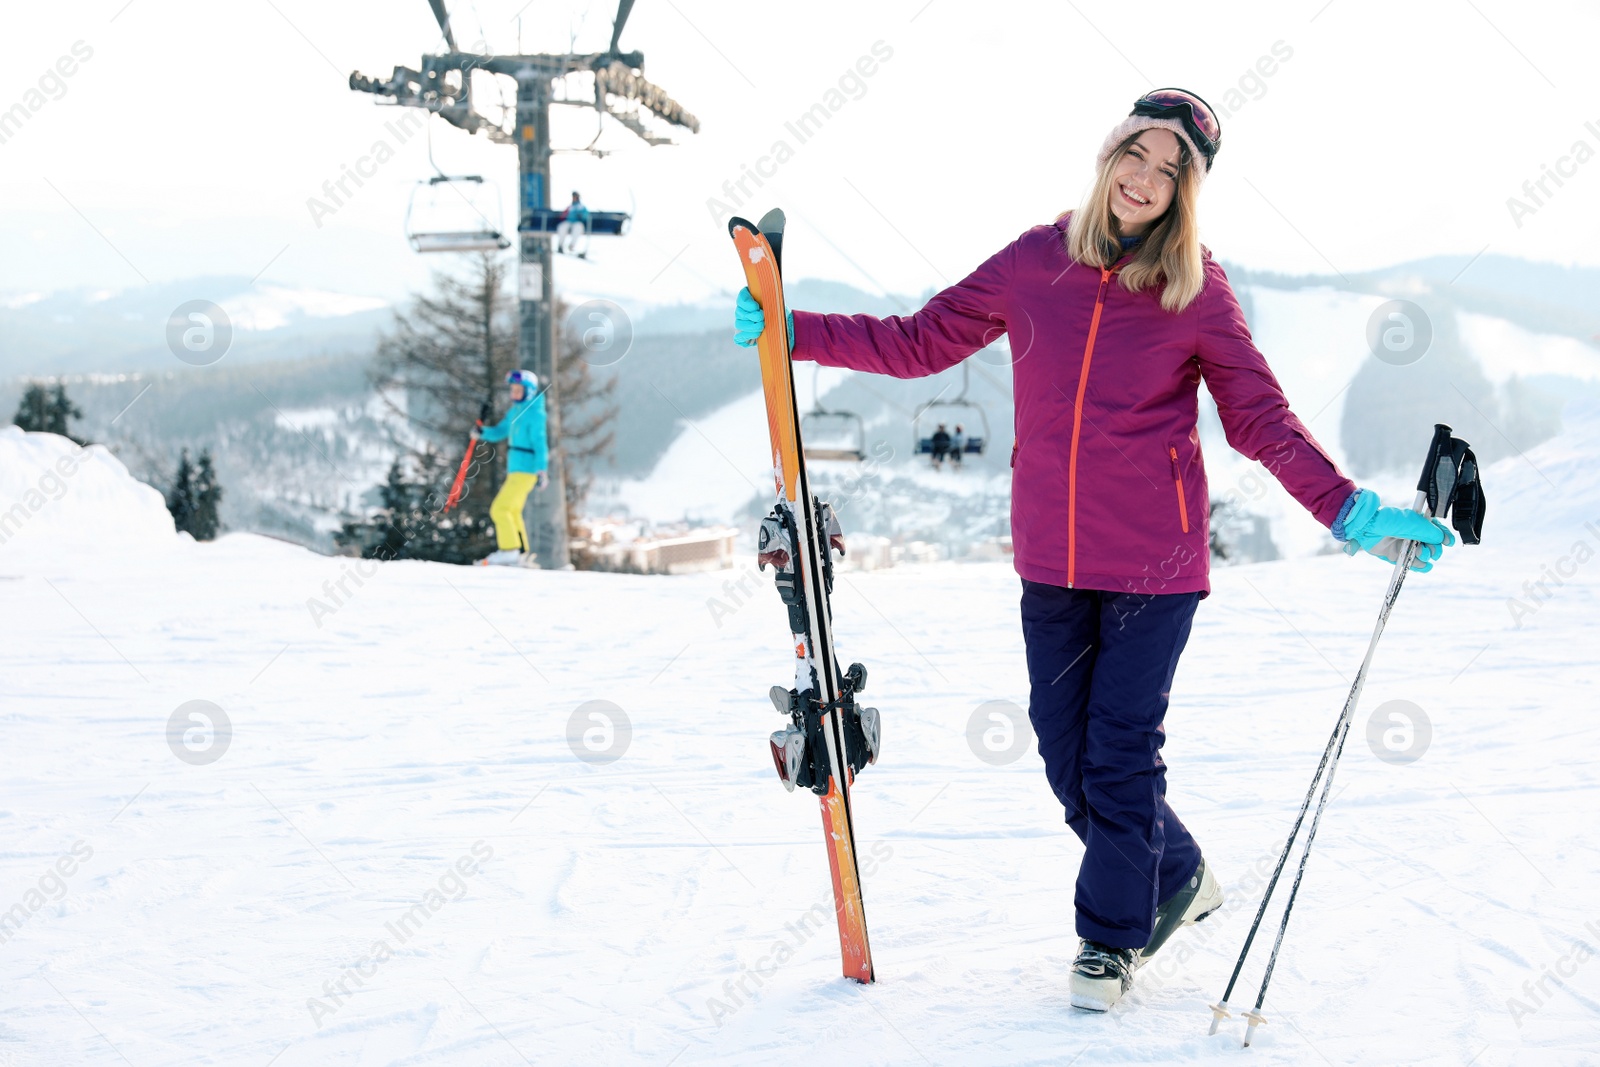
[1336,488,1455,572]
[734,287,794,348]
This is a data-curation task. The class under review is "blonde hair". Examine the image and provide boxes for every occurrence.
[1062,131,1206,313]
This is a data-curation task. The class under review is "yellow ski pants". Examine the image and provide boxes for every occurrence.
[489,472,540,551]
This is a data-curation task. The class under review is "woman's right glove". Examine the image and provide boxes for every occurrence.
[734,287,794,348]
[1335,488,1455,572]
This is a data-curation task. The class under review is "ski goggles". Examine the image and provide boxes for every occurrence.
[1130,88,1221,167]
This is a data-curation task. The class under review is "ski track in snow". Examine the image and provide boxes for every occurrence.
[2,414,1600,1065]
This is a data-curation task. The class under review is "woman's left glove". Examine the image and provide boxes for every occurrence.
[734,287,794,348]
[1336,488,1455,572]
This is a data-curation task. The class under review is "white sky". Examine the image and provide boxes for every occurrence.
[1,0,1597,308]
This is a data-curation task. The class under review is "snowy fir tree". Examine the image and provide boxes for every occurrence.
[166,449,196,534]
[336,452,495,564]
[12,382,86,444]
[191,449,224,541]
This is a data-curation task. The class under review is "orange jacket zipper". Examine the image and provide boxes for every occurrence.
[1170,446,1190,534]
[1066,267,1115,588]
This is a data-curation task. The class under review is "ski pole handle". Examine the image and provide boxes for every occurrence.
[1415,423,1455,517]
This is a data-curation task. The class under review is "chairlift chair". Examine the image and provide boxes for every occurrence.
[801,365,868,462]
[914,363,989,458]
[519,208,632,237]
[405,175,511,254]
[520,207,632,258]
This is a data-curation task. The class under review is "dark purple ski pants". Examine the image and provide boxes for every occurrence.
[1020,579,1204,949]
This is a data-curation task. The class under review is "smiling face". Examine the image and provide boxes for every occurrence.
[1108,129,1183,237]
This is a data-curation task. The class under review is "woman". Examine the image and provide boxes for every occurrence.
[734,89,1454,1010]
[473,369,548,566]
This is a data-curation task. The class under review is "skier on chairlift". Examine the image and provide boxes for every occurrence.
[930,423,951,469]
[556,191,591,256]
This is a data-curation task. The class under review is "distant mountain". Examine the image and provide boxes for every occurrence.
[0,274,393,378]
[1222,254,1600,344]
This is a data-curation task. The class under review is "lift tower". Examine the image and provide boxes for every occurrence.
[350,1,699,567]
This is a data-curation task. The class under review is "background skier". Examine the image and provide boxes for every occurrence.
[733,88,1455,1011]
[472,369,548,566]
[930,423,951,469]
[557,190,591,255]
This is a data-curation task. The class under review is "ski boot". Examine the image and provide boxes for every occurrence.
[1070,939,1138,1012]
[1138,858,1224,967]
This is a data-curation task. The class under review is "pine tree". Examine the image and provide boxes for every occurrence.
[348,457,415,561]
[48,384,83,441]
[12,384,50,431]
[335,452,496,564]
[368,253,519,551]
[191,449,224,541]
[12,382,86,443]
[371,253,520,449]
[167,450,197,534]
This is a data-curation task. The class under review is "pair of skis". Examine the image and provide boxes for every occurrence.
[728,210,880,984]
[1210,423,1484,1046]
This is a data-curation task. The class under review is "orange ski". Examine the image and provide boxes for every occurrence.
[730,209,877,983]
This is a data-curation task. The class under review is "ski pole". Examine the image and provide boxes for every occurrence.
[1211,424,1466,1047]
[1239,544,1415,1046]
[1210,546,1421,1040]
[443,402,491,513]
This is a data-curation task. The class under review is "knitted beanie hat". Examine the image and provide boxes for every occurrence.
[1095,115,1213,186]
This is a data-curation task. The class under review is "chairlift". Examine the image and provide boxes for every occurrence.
[801,364,868,462]
[913,363,989,459]
[405,174,511,253]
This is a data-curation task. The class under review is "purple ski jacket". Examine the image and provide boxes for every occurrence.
[790,215,1356,596]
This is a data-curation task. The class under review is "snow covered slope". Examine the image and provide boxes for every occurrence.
[1,406,1597,1064]
[0,428,176,560]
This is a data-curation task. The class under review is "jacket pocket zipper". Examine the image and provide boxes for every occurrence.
[1169,446,1190,534]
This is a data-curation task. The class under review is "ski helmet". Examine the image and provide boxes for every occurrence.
[506,369,539,394]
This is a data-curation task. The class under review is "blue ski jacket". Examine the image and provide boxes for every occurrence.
[479,391,549,474]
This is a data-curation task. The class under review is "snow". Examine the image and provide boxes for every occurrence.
[2,407,1599,1065]
[272,405,351,433]
[1458,312,1600,385]
[0,427,176,561]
